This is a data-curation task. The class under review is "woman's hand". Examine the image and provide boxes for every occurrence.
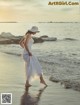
[28,52,32,56]
[20,42,24,48]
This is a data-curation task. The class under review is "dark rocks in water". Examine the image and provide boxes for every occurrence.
[63,38,77,41]
[0,32,15,39]
[33,37,44,43]
[50,76,80,91]
[0,38,21,44]
[0,32,21,44]
[0,39,12,44]
[61,80,72,89]
[0,32,44,44]
[40,35,57,41]
[49,76,60,83]
[11,38,21,44]
[72,53,77,55]
[0,36,44,44]
[42,37,57,41]
[40,35,48,38]
[0,32,57,44]
[61,80,80,91]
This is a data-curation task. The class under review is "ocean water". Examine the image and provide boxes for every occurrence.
[0,53,80,105]
[0,22,80,39]
[0,22,80,91]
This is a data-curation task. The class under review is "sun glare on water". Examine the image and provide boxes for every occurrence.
[31,75,39,82]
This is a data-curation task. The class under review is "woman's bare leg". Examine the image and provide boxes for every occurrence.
[25,80,32,87]
[25,62,32,87]
[40,74,47,86]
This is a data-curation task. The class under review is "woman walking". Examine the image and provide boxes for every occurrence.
[19,26,47,87]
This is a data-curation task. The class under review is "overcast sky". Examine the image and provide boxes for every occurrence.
[0,0,80,22]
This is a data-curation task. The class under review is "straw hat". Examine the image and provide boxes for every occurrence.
[28,26,40,33]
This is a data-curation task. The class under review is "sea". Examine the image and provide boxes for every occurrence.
[0,22,80,91]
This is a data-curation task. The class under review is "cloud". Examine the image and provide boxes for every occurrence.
[61,7,73,11]
[0,0,42,9]
[0,0,37,3]
[0,0,80,22]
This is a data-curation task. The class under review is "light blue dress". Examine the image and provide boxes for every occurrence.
[22,37,43,81]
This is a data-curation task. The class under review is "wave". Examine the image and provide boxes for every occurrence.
[1,49,80,92]
[39,59,55,65]
[49,76,80,91]
[0,51,21,56]
[1,50,80,66]
[40,37,79,41]
[63,38,78,41]
[5,52,21,56]
[41,37,78,41]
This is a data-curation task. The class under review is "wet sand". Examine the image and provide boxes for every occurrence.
[0,52,80,105]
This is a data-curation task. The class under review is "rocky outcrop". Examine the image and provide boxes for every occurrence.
[40,35,57,41]
[0,32,15,39]
[0,32,21,44]
[0,38,21,44]
[49,76,60,83]
[49,76,80,92]
[33,37,44,43]
[42,37,57,41]
[40,35,48,38]
[0,32,57,44]
[61,80,80,91]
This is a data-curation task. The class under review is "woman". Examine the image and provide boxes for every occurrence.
[19,26,47,87]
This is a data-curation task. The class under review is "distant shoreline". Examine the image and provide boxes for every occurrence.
[0,22,18,23]
[38,21,80,23]
[0,21,80,23]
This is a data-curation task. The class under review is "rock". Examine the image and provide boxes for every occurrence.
[0,32,57,44]
[0,36,44,44]
[10,38,21,44]
[42,37,57,41]
[33,37,44,43]
[0,39,14,44]
[0,32,20,44]
[63,38,77,41]
[49,76,60,83]
[0,32,22,44]
[0,37,21,44]
[40,35,48,38]
[61,80,72,89]
[40,35,57,41]
[0,32,15,39]
[49,75,80,91]
[60,80,80,91]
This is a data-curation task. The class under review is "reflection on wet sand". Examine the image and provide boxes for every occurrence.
[20,86,47,105]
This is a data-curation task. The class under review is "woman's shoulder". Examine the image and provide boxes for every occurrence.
[26,33,31,38]
[24,34,31,39]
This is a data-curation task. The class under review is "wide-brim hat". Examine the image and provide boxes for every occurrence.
[28,26,40,33]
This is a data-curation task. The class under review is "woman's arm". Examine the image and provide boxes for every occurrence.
[24,34,32,56]
[19,37,24,48]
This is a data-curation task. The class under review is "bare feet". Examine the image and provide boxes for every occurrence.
[25,84,32,87]
[40,80,48,86]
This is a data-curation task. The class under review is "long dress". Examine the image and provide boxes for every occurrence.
[22,37,43,81]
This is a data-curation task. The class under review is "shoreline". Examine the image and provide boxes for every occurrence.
[0,51,80,92]
[0,42,80,92]
[0,52,80,105]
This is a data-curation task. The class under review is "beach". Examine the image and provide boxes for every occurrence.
[0,52,80,105]
[0,39,80,91]
[0,22,80,105]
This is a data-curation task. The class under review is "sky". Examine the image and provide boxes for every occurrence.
[0,0,80,22]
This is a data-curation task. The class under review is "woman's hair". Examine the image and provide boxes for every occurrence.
[25,30,34,35]
[23,30,34,39]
